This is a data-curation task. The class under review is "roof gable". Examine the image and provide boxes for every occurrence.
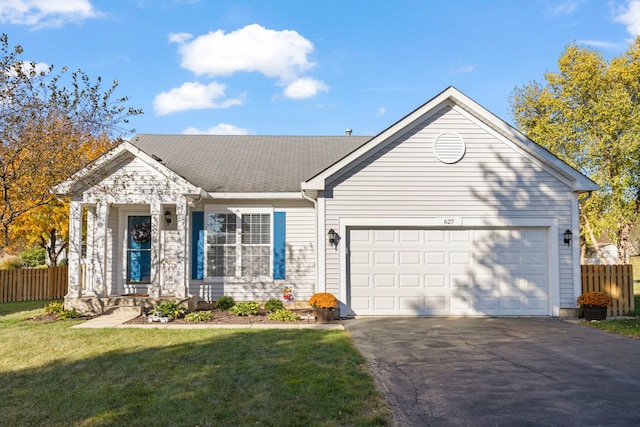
[54,141,204,197]
[302,86,598,193]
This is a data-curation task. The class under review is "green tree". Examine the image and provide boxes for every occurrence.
[510,36,640,263]
[0,34,142,251]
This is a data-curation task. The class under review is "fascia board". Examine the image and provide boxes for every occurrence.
[449,92,599,193]
[53,141,133,194]
[208,192,303,199]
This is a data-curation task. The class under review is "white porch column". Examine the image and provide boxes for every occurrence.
[66,201,83,298]
[149,202,161,298]
[92,201,109,296]
[174,201,188,298]
[84,206,96,294]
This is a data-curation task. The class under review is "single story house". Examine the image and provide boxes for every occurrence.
[55,86,598,317]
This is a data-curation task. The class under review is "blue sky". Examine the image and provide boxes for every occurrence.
[2,0,639,137]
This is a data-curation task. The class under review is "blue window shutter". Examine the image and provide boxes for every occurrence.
[192,212,204,280]
[273,212,286,280]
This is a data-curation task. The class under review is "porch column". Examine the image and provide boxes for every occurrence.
[84,206,96,295]
[66,201,83,298]
[174,201,188,298]
[149,203,162,298]
[92,201,109,297]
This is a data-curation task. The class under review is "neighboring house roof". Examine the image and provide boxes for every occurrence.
[132,134,370,193]
[303,86,599,193]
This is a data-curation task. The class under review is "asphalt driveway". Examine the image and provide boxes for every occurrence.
[343,317,640,426]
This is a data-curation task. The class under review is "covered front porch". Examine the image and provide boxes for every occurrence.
[64,199,197,316]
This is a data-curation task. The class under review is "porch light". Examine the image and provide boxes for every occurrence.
[563,229,572,247]
[328,228,340,248]
[164,210,172,225]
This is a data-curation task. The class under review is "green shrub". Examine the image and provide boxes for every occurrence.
[229,301,259,316]
[43,302,65,315]
[268,309,300,322]
[184,310,213,322]
[149,301,186,319]
[215,295,235,311]
[0,254,23,270]
[19,247,46,268]
[58,308,81,319]
[265,298,285,313]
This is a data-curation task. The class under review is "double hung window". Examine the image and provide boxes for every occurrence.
[206,212,271,278]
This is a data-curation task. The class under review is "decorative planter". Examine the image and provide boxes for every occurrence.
[314,308,334,324]
[582,306,607,321]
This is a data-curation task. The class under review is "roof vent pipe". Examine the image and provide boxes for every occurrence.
[345,129,352,136]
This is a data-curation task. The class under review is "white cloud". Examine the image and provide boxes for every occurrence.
[4,61,49,77]
[153,81,244,115]
[174,24,316,82]
[283,77,328,99]
[168,32,192,44]
[548,0,584,16]
[0,0,99,28]
[577,39,623,50]
[614,0,640,36]
[182,123,251,135]
[377,107,386,116]
[450,65,475,74]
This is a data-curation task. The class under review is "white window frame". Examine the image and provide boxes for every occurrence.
[203,207,274,281]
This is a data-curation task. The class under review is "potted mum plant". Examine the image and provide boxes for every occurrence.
[308,292,338,323]
[577,291,611,321]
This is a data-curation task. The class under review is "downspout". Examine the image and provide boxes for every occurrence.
[301,189,320,293]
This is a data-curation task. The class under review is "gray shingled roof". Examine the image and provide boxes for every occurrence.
[132,134,370,193]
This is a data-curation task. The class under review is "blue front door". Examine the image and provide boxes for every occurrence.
[127,216,151,283]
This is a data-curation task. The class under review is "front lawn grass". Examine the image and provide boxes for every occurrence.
[0,300,390,426]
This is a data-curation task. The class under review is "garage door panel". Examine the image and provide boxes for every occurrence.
[373,297,396,310]
[425,275,446,287]
[399,274,421,288]
[374,275,396,288]
[399,251,421,265]
[374,251,396,264]
[349,227,550,316]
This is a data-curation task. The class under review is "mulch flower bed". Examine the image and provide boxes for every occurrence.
[125,308,320,325]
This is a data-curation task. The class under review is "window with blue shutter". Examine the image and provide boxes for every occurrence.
[191,212,204,280]
[273,212,286,280]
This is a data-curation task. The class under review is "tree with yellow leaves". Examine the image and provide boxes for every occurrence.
[0,34,142,253]
[510,36,640,263]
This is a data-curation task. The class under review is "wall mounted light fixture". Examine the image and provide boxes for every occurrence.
[563,229,572,247]
[164,210,172,225]
[328,228,341,248]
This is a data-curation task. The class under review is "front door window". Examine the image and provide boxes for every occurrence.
[127,216,151,283]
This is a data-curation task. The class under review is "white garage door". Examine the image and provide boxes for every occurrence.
[348,228,549,316]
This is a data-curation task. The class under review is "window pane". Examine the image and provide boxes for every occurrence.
[240,214,271,276]
[207,246,236,277]
[207,213,236,244]
[241,245,270,276]
[206,213,237,277]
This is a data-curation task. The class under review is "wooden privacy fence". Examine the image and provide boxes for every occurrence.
[581,264,635,316]
[0,267,68,303]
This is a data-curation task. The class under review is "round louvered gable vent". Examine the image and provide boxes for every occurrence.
[434,132,466,164]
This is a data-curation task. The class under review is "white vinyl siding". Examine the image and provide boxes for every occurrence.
[324,104,575,310]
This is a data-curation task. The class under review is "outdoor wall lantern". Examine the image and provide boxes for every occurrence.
[563,229,572,247]
[328,228,341,248]
[164,210,172,225]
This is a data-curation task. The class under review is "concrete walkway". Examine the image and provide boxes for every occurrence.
[71,309,344,330]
